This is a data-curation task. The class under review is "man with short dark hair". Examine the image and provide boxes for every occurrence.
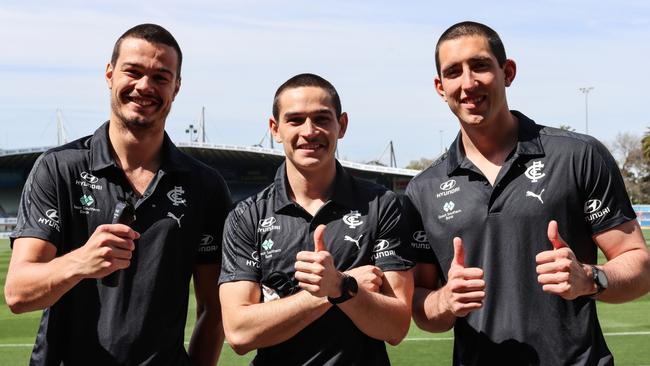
[4,23,231,366]
[406,21,650,365]
[219,73,414,365]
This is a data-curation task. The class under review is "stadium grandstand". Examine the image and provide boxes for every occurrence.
[0,143,419,237]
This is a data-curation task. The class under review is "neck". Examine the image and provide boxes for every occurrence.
[108,119,164,172]
[460,110,518,164]
[285,160,337,215]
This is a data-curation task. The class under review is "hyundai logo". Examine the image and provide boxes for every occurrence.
[200,234,214,246]
[584,199,602,214]
[251,251,260,261]
[259,217,277,228]
[80,171,99,184]
[412,230,428,243]
[45,209,59,223]
[439,179,457,191]
[373,239,390,252]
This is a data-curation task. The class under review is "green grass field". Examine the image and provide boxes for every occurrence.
[1,235,649,365]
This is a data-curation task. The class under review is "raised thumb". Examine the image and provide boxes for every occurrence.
[547,220,567,250]
[452,237,465,267]
[314,224,327,252]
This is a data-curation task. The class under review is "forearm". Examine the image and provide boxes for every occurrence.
[412,287,456,333]
[188,304,224,366]
[338,288,411,345]
[5,254,83,313]
[223,290,331,354]
[597,248,650,303]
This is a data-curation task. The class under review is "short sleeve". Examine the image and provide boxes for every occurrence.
[11,153,63,248]
[403,182,437,265]
[196,173,233,265]
[580,139,636,234]
[371,191,414,272]
[218,202,261,284]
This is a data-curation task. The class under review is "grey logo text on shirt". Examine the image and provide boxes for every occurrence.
[525,161,546,183]
[167,186,187,206]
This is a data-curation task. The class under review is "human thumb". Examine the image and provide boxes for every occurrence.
[314,224,327,252]
[547,220,567,250]
[452,237,465,267]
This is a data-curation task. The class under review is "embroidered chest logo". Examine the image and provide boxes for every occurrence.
[438,201,462,221]
[436,179,460,198]
[76,171,103,190]
[80,194,95,206]
[525,189,545,204]
[344,234,363,250]
[167,186,187,206]
[584,199,610,223]
[258,217,281,233]
[342,210,364,229]
[260,239,282,259]
[167,212,184,228]
[525,161,546,183]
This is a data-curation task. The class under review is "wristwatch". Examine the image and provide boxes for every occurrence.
[590,265,608,298]
[328,274,358,304]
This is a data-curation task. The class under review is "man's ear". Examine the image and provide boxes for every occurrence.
[503,59,517,87]
[269,117,282,143]
[338,112,348,139]
[172,77,181,100]
[105,63,114,89]
[434,76,447,101]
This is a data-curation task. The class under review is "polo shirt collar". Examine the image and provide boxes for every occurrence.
[272,160,356,213]
[446,110,545,176]
[89,121,189,173]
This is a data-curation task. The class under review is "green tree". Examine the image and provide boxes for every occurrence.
[608,132,650,204]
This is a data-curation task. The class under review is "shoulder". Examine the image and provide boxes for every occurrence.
[227,183,276,223]
[537,125,613,160]
[406,153,449,192]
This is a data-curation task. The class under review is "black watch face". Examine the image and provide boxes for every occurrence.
[596,268,608,288]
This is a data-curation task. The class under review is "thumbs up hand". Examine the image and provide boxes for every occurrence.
[535,220,595,300]
[295,224,343,298]
[441,237,485,318]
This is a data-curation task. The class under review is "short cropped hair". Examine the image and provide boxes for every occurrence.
[435,21,506,76]
[272,73,342,120]
[111,23,182,78]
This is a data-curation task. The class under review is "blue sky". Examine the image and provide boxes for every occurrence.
[1,1,649,167]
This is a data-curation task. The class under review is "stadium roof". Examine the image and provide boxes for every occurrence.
[0,143,420,177]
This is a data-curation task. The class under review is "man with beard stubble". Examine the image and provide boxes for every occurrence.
[4,23,231,366]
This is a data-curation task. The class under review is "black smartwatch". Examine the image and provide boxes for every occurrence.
[590,265,608,298]
[328,274,358,304]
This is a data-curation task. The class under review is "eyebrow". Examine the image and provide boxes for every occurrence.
[283,109,333,119]
[121,62,174,77]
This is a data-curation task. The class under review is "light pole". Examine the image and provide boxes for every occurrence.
[579,87,594,134]
[185,124,198,142]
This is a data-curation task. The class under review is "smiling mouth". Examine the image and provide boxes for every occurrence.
[461,95,485,107]
[297,142,325,151]
[125,94,159,108]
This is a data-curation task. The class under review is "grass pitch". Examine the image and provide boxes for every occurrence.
[1,234,649,365]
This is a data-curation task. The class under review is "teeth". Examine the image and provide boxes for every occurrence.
[131,97,155,106]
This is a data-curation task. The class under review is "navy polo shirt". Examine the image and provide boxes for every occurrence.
[220,161,413,366]
[11,122,232,366]
[404,111,635,366]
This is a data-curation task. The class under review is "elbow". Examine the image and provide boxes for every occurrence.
[413,312,453,333]
[387,316,411,346]
[5,287,30,314]
[225,332,255,356]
